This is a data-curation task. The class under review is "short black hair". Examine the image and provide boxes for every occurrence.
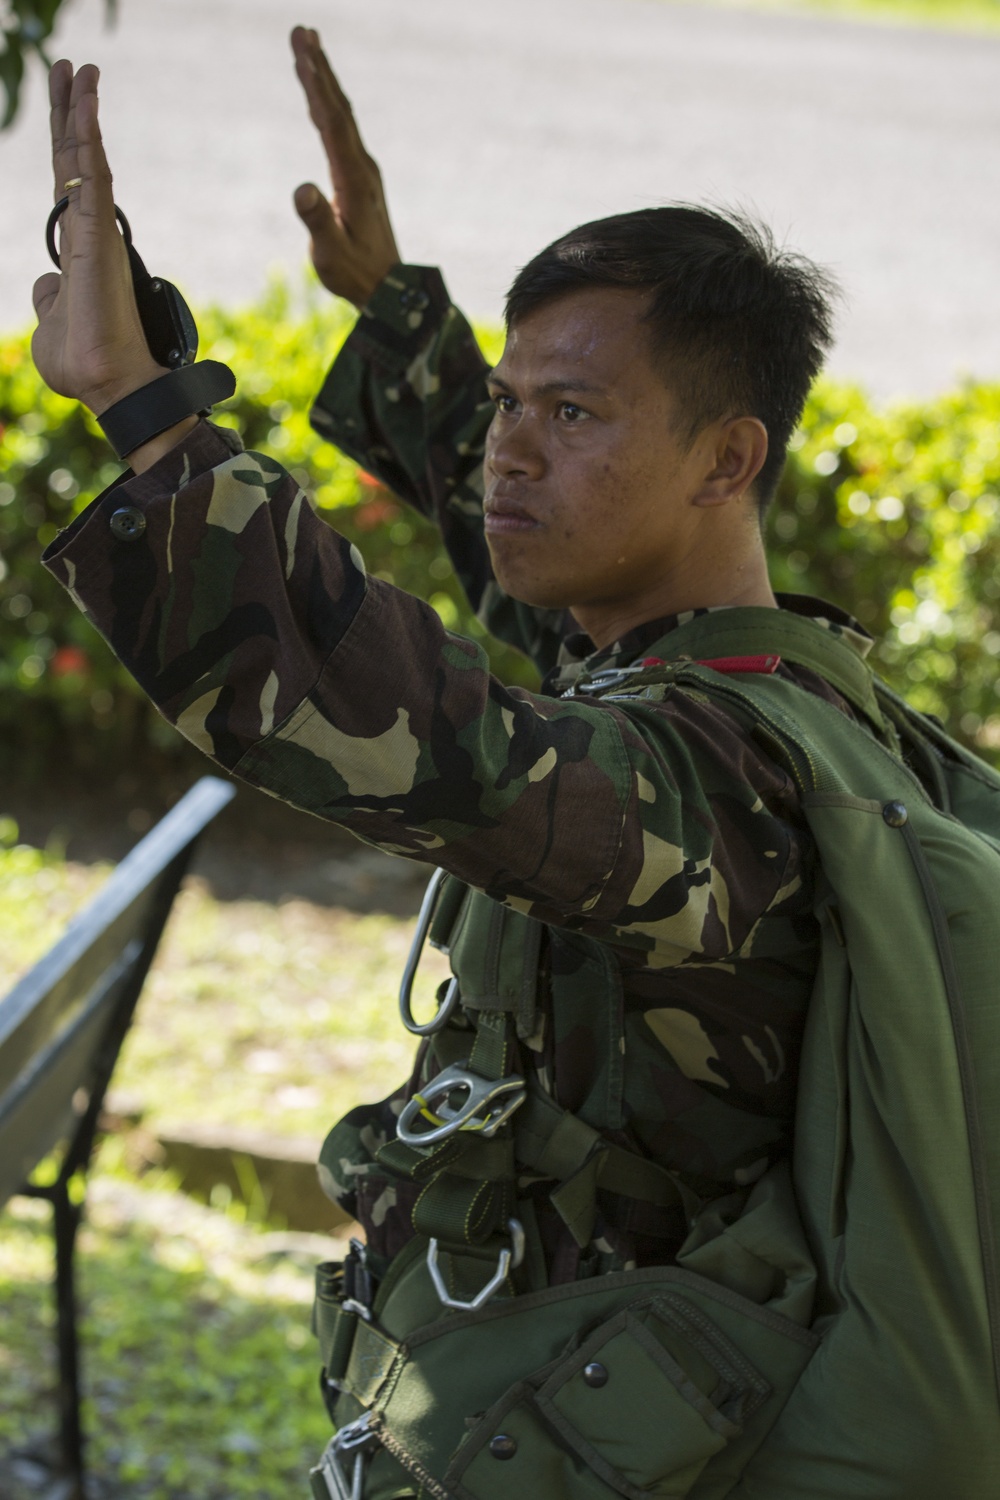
[504,205,839,512]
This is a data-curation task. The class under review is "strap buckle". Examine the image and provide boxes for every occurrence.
[561,662,651,699]
[396,1062,526,1146]
[427,1219,526,1312]
[310,1414,377,1500]
[398,868,461,1036]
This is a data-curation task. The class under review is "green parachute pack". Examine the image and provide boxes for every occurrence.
[309,607,1000,1500]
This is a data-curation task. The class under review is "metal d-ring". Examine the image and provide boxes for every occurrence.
[396,1062,526,1147]
[46,195,133,270]
[427,1219,526,1312]
[399,867,460,1036]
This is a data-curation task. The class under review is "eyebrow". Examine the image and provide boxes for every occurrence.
[486,372,609,398]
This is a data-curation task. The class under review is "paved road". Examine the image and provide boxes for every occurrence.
[3,0,1000,396]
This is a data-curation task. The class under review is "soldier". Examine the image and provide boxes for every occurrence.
[32,34,905,1500]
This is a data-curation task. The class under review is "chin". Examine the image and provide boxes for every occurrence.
[495,573,570,610]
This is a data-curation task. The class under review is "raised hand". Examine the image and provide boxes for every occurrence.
[290,26,401,308]
[31,60,164,415]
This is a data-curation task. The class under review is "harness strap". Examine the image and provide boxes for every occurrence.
[385,881,699,1262]
[313,1264,399,1406]
[447,892,543,1040]
[515,1088,700,1247]
[638,606,887,734]
[426,872,469,951]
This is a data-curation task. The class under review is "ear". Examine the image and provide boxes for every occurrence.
[691,417,769,509]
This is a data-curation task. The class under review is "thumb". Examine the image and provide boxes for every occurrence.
[295,182,337,236]
[32,272,62,320]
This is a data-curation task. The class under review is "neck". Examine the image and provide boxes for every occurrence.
[572,541,777,651]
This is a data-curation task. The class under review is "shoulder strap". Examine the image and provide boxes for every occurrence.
[640,607,886,734]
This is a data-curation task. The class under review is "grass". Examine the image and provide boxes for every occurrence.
[676,0,1000,32]
[0,1177,341,1499]
[114,881,441,1141]
[1,843,449,1143]
[0,834,449,1496]
[0,834,110,975]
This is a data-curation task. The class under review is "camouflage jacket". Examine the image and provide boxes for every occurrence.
[42,266,873,1273]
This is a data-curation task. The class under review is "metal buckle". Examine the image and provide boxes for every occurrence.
[399,868,461,1036]
[427,1219,526,1312]
[561,663,641,698]
[311,1414,377,1500]
[396,1062,526,1146]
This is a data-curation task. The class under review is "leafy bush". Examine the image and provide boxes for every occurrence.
[768,379,1000,756]
[4,279,1000,772]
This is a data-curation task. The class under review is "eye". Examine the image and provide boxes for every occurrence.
[491,393,518,415]
[558,402,588,424]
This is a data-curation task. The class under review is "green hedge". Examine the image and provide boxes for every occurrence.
[3,280,1000,773]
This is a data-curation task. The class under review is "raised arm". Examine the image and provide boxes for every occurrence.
[288,29,567,675]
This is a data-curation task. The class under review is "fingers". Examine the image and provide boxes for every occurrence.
[291,26,369,199]
[289,25,399,302]
[49,58,76,203]
[311,32,361,137]
[73,75,116,233]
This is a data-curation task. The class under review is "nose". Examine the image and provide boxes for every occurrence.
[487,411,545,482]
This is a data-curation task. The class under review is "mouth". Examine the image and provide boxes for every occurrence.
[483,493,541,535]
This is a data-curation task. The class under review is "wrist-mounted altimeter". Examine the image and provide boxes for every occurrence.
[46,196,235,459]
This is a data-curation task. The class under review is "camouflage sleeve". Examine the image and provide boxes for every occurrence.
[310,264,568,676]
[43,423,805,964]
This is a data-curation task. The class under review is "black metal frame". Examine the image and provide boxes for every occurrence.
[0,776,235,1499]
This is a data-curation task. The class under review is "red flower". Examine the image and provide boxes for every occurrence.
[355,498,401,531]
[50,645,90,677]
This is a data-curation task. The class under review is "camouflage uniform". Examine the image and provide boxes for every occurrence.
[43,265,872,1283]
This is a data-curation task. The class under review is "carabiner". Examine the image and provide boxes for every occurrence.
[311,1414,378,1500]
[399,867,461,1036]
[396,1062,526,1146]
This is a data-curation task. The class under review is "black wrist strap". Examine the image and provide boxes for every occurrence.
[97,361,236,460]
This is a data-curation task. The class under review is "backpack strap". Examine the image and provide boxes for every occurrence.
[648,607,887,735]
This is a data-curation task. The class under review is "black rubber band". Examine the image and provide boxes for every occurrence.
[97,361,236,460]
[46,196,134,269]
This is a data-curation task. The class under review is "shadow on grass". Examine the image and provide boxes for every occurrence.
[0,1181,342,1500]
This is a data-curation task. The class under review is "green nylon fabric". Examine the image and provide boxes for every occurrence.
[447,892,542,1041]
[645,607,885,733]
[344,1252,819,1500]
[708,674,1000,1498]
[320,607,1000,1497]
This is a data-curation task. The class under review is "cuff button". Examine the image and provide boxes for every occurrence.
[399,287,430,311]
[110,506,147,541]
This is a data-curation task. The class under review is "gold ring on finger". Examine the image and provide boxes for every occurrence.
[63,177,84,190]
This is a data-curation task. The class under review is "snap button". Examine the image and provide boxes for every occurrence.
[399,286,430,311]
[882,801,908,828]
[110,506,146,541]
[489,1434,517,1460]
[582,1361,609,1388]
